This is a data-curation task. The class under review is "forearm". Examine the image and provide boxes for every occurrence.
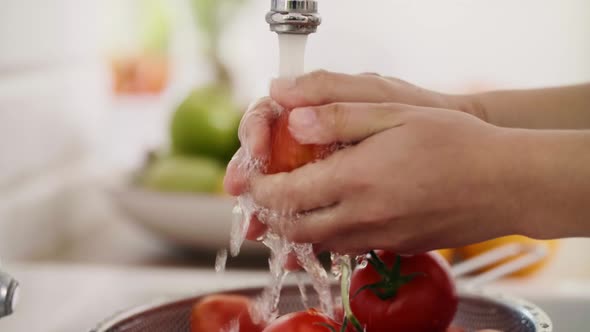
[458,83,590,129]
[505,128,590,239]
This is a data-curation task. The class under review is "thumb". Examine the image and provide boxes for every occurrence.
[288,102,407,145]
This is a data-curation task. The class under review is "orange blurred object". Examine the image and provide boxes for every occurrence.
[191,294,265,332]
[111,53,169,95]
[436,248,456,264]
[458,235,559,278]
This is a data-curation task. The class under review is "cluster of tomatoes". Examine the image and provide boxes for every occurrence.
[191,109,463,331]
[192,250,462,332]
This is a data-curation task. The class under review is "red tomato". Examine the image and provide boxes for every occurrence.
[262,309,341,332]
[191,294,265,332]
[267,108,329,174]
[333,306,344,324]
[350,251,458,332]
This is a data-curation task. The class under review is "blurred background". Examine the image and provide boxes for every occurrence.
[1,0,590,331]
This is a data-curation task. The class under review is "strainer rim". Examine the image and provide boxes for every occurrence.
[90,285,553,332]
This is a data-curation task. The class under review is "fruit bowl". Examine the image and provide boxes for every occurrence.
[109,183,267,255]
[91,284,552,332]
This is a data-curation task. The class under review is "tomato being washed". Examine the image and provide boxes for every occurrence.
[262,309,341,332]
[191,294,265,332]
[266,108,330,174]
[350,251,458,332]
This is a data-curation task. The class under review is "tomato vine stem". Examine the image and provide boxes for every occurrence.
[339,258,364,332]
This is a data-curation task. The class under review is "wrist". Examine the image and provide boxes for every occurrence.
[445,93,489,123]
[495,129,590,239]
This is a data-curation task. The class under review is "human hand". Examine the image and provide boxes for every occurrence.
[224,70,482,243]
[225,70,483,194]
[246,101,526,255]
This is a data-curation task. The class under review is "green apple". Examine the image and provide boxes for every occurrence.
[140,154,225,194]
[170,84,241,163]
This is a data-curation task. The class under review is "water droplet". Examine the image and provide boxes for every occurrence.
[355,253,368,265]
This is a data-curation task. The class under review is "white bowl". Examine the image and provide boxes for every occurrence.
[109,184,267,255]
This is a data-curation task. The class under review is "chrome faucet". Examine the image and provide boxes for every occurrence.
[266,0,321,35]
[0,266,18,319]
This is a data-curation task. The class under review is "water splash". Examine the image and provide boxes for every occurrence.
[223,319,240,332]
[293,243,334,317]
[295,273,310,309]
[251,232,290,323]
[229,197,250,257]
[330,252,345,278]
[215,249,228,273]
[225,28,338,326]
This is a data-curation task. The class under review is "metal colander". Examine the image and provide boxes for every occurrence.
[91,285,552,332]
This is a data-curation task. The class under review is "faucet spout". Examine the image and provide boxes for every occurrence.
[0,269,18,319]
[266,0,321,35]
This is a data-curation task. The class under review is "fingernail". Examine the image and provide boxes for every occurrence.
[289,108,320,144]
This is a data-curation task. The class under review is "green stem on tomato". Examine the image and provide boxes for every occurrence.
[340,259,364,332]
[316,322,337,332]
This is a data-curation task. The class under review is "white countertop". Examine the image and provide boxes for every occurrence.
[0,262,269,332]
[2,260,590,332]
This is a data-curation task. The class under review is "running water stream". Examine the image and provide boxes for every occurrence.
[221,32,336,323]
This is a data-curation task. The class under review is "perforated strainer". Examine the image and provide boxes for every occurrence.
[91,284,552,332]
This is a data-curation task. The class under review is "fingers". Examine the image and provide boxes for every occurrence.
[288,102,407,145]
[238,97,277,159]
[270,70,395,109]
[318,227,405,256]
[249,150,347,213]
[225,98,278,196]
[279,203,356,245]
[270,70,449,110]
[296,224,417,256]
[223,148,247,196]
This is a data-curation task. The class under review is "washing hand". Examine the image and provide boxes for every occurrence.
[225,70,590,256]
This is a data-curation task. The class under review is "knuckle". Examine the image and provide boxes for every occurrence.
[281,183,299,202]
[359,72,382,77]
[369,75,397,97]
[239,109,261,140]
[330,103,349,130]
[344,169,372,194]
[286,228,309,243]
[306,69,332,84]
[303,70,334,97]
[252,175,279,205]
[286,218,317,243]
